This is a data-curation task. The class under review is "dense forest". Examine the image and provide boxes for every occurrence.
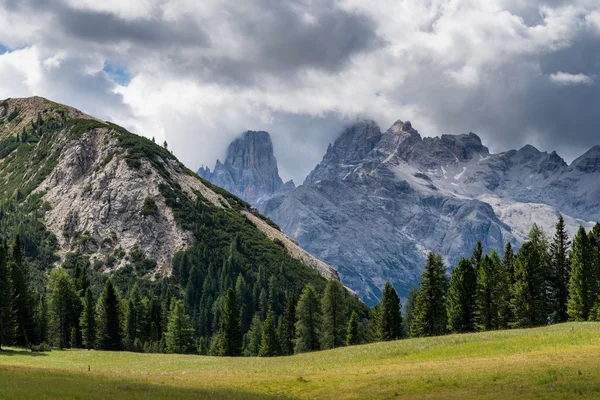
[1,100,599,357]
[1,216,599,356]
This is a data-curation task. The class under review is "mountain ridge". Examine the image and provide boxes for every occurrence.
[200,118,599,305]
[0,96,338,285]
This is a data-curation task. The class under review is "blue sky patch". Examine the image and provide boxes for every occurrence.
[0,44,8,54]
[103,63,132,86]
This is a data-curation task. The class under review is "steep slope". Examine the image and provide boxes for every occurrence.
[198,130,294,205]
[0,97,337,288]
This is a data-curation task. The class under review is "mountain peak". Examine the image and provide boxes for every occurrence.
[571,145,600,173]
[304,120,382,185]
[197,130,287,204]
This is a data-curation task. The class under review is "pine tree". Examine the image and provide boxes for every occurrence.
[474,253,503,331]
[346,311,360,346]
[320,279,347,349]
[511,239,547,328]
[244,314,263,356]
[48,269,81,349]
[377,281,403,341]
[501,242,516,327]
[404,287,418,336]
[259,307,278,357]
[161,287,173,338]
[235,274,251,332]
[73,258,90,295]
[590,224,600,319]
[218,288,242,356]
[95,279,123,350]
[165,300,194,354]
[446,258,476,333]
[548,216,571,323]
[124,283,145,349]
[294,284,321,353]
[0,244,15,350]
[471,241,483,270]
[70,326,79,348]
[34,293,49,345]
[258,288,268,320]
[79,288,96,349]
[568,226,594,321]
[279,292,296,356]
[410,253,448,337]
[10,234,35,346]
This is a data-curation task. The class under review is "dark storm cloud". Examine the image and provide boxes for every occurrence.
[3,0,209,48]
[56,8,208,47]
[0,0,599,179]
[2,0,382,85]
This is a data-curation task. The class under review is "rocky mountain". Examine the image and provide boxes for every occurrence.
[0,97,337,287]
[197,130,294,205]
[202,119,599,305]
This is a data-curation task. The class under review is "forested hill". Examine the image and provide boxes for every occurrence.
[0,96,366,354]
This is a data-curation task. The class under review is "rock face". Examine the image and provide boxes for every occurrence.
[0,97,338,282]
[198,131,294,204]
[206,119,599,305]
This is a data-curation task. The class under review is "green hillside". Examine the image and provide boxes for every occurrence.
[2,323,600,399]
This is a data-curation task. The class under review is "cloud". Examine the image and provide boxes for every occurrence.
[0,0,599,183]
[549,72,595,85]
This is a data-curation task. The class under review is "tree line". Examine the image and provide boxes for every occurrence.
[408,218,600,337]
[1,216,599,355]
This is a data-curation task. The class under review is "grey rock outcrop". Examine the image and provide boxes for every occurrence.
[202,119,600,305]
[198,131,293,204]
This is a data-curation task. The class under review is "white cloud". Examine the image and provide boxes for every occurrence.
[549,71,595,85]
[0,0,599,182]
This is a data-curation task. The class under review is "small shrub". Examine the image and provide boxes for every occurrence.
[31,342,52,352]
[141,196,159,217]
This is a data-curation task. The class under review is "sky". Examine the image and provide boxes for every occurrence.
[0,0,599,183]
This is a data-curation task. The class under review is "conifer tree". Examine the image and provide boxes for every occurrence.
[294,284,321,353]
[447,258,476,333]
[548,216,571,323]
[73,258,90,295]
[34,293,49,345]
[511,239,547,328]
[346,311,360,346]
[259,307,278,357]
[474,253,503,331]
[404,287,418,336]
[321,279,348,349]
[279,292,296,356]
[79,288,96,349]
[235,274,251,332]
[95,279,123,350]
[124,283,145,349]
[502,242,516,326]
[410,253,448,337]
[258,288,268,320]
[244,314,263,356]
[70,326,79,348]
[10,234,35,346]
[165,300,194,354]
[589,224,600,319]
[161,287,173,338]
[218,288,242,356]
[377,281,403,341]
[48,269,81,349]
[568,226,594,321]
[471,241,483,270]
[0,245,15,350]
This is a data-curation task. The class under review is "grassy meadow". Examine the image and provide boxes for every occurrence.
[2,323,600,399]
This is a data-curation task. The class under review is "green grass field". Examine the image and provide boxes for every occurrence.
[2,323,600,399]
